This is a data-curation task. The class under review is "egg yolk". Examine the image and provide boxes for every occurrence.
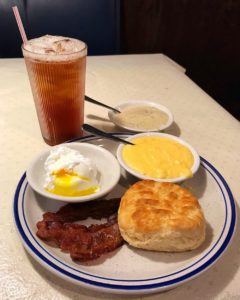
[122,136,194,179]
[46,170,99,197]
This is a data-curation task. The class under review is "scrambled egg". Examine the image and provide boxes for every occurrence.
[122,136,194,179]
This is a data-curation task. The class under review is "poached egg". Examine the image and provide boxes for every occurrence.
[44,146,99,197]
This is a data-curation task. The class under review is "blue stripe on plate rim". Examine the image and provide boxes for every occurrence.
[17,160,230,283]
[21,161,227,282]
[13,135,236,291]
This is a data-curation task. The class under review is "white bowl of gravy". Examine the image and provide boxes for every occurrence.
[108,100,173,132]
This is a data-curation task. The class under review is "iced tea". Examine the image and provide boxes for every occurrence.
[22,35,87,145]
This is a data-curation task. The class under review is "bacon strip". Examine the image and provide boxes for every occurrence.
[36,199,123,261]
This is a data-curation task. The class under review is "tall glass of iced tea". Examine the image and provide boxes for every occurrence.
[22,35,87,145]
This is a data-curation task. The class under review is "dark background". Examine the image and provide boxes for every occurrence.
[121,0,240,120]
[1,0,239,120]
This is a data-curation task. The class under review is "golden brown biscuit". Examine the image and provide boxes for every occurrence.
[118,180,205,252]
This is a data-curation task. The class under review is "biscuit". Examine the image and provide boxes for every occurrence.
[118,180,206,252]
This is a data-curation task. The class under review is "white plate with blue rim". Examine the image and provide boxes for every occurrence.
[13,134,236,295]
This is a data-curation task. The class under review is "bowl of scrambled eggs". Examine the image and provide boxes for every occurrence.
[117,133,200,183]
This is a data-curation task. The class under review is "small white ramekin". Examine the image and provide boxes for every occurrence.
[27,142,121,202]
[108,100,174,132]
[116,132,200,183]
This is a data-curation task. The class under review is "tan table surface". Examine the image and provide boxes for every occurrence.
[0,54,240,300]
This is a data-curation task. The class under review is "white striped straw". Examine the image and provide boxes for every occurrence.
[12,6,28,44]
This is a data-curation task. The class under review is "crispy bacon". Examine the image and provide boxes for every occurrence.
[36,199,124,261]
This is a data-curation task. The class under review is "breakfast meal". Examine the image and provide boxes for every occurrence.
[33,111,204,262]
[36,198,123,261]
[44,146,99,197]
[122,136,194,179]
[118,180,206,252]
[11,7,232,291]
[113,105,169,131]
[36,177,205,261]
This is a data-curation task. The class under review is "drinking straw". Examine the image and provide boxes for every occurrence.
[12,6,28,44]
